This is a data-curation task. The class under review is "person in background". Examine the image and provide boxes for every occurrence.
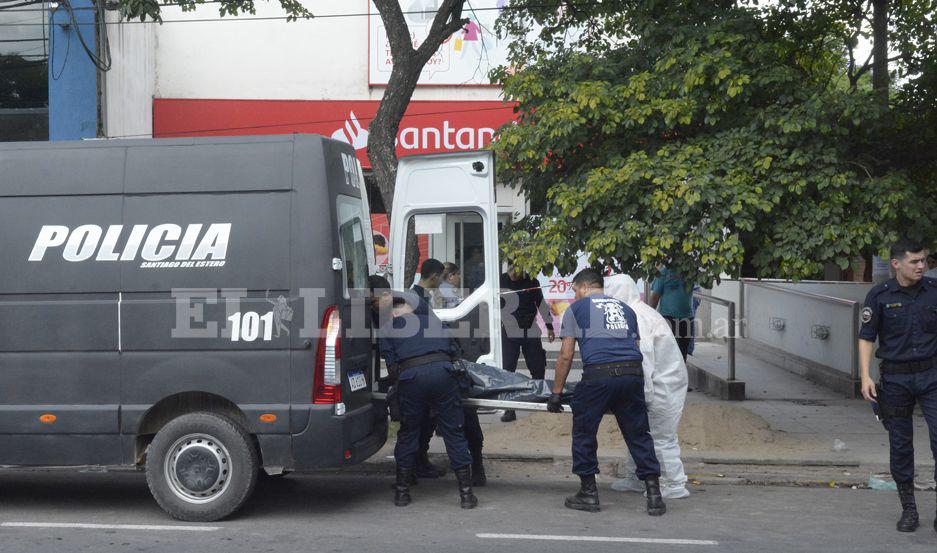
[648,267,694,360]
[464,247,486,291]
[411,258,444,313]
[499,264,555,422]
[438,262,463,309]
[925,252,937,278]
[687,283,701,357]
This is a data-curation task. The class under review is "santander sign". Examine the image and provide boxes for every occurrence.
[154,99,516,169]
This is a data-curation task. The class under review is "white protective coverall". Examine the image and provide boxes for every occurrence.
[604,274,690,499]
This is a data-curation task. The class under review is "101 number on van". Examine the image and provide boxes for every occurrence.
[227,311,275,342]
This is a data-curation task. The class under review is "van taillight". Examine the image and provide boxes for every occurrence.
[314,306,342,404]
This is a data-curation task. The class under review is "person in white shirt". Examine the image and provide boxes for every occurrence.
[438,262,463,309]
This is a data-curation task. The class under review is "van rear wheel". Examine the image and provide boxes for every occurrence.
[146,412,258,522]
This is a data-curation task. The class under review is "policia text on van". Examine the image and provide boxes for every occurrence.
[0,135,428,522]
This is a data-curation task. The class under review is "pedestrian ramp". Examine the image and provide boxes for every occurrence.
[687,341,844,402]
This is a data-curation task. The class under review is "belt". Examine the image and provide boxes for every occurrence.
[398,352,453,372]
[581,361,643,381]
[881,357,937,375]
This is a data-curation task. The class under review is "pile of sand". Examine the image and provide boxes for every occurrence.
[482,403,782,454]
[482,413,631,455]
[677,403,777,449]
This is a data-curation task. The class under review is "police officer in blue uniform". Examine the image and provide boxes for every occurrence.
[547,268,665,515]
[370,275,478,509]
[859,239,937,533]
[408,259,450,480]
[411,259,488,486]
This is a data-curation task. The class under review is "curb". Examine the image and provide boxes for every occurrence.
[347,453,906,490]
[686,361,746,400]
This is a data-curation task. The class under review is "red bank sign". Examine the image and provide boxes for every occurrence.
[153,99,517,168]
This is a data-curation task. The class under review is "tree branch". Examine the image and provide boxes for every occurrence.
[852,49,875,81]
[846,36,857,85]
[416,0,469,62]
[372,0,415,59]
[846,160,873,180]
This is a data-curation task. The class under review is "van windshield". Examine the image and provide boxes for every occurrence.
[336,195,369,293]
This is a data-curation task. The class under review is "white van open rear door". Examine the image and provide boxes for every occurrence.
[390,151,502,367]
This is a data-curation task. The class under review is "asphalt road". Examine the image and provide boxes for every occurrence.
[1,469,936,553]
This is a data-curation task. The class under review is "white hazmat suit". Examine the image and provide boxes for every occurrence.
[604,274,690,499]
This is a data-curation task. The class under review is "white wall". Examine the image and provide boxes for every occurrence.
[151,1,503,102]
[104,1,507,135]
[704,279,879,378]
[103,16,156,138]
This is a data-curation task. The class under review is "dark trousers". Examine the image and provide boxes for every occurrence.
[501,327,547,380]
[880,368,937,484]
[571,375,661,479]
[418,407,484,466]
[463,407,484,465]
[396,363,472,471]
[664,316,692,361]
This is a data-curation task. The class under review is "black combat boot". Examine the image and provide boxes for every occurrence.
[565,474,600,512]
[455,467,478,509]
[394,466,413,507]
[897,482,919,532]
[645,477,667,516]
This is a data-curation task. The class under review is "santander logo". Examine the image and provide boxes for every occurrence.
[331,111,496,153]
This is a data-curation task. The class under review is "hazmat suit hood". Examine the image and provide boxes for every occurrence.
[604,274,641,306]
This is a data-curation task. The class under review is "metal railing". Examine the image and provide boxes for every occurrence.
[739,279,860,380]
[693,292,738,381]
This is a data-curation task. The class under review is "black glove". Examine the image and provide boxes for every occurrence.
[546,393,564,413]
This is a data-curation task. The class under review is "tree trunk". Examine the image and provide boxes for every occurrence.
[368,57,424,285]
[367,0,468,286]
[871,0,889,106]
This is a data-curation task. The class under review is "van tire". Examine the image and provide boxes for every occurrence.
[145,412,258,522]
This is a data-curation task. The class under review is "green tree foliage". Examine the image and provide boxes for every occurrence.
[493,0,937,286]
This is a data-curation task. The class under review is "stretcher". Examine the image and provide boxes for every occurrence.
[371,359,575,413]
[371,392,564,413]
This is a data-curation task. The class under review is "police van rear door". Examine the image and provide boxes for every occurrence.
[324,143,374,418]
[389,151,502,366]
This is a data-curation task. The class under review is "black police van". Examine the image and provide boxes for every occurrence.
[0,135,397,522]
[0,134,505,522]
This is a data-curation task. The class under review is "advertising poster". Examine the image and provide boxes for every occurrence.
[369,214,429,277]
[369,0,511,86]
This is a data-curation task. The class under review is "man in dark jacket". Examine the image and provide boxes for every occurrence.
[499,265,555,422]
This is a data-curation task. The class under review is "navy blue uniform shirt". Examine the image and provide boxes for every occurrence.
[379,308,456,379]
[409,284,433,316]
[859,276,937,363]
[560,293,642,366]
